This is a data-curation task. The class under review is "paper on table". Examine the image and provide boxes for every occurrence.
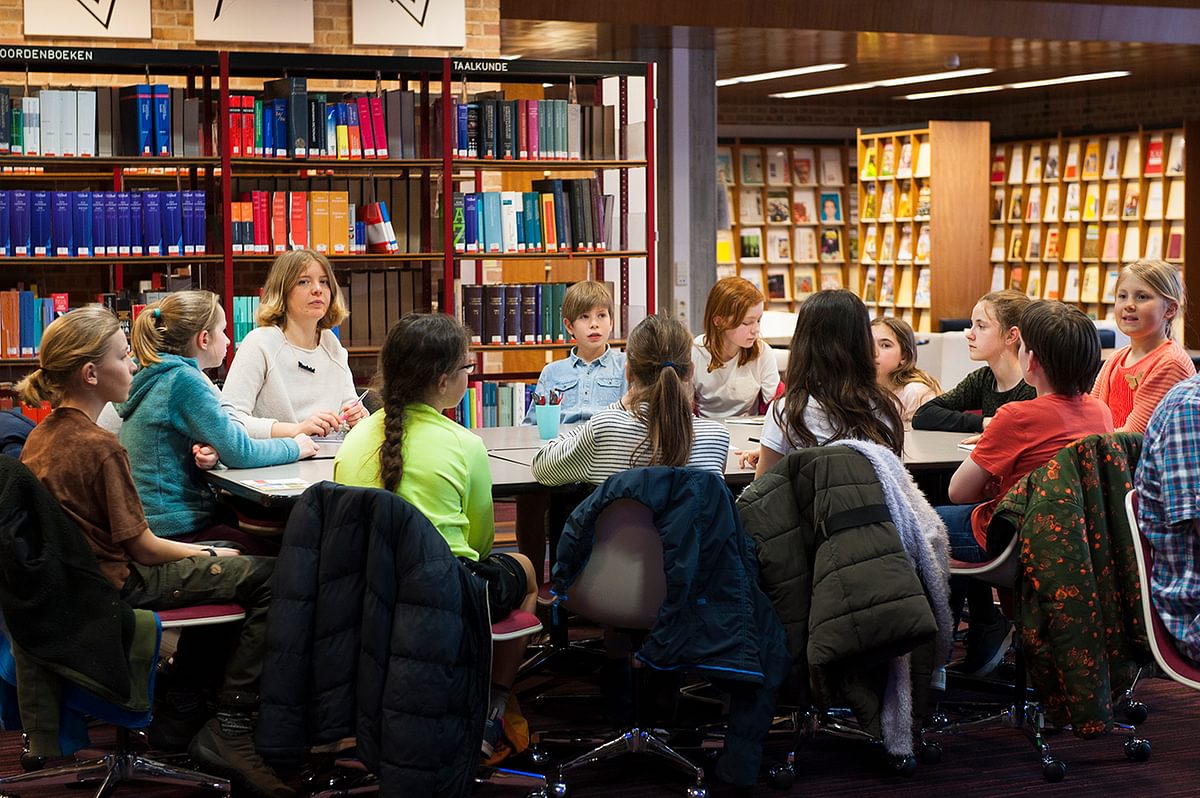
[957,443,977,452]
[241,478,311,491]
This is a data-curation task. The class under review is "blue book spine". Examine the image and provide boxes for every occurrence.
[11,191,29,256]
[456,101,468,157]
[195,190,206,254]
[32,298,45,353]
[324,105,337,159]
[89,191,105,256]
[272,98,287,157]
[116,191,132,256]
[142,191,162,256]
[463,193,479,253]
[104,192,119,256]
[18,290,34,356]
[481,191,503,254]
[51,191,72,257]
[522,191,542,252]
[30,191,51,257]
[162,191,182,255]
[0,191,10,257]
[125,84,152,156]
[72,191,91,256]
[180,190,195,255]
[129,192,143,256]
[152,84,170,156]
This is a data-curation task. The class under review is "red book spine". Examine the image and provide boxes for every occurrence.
[369,96,388,159]
[356,97,376,158]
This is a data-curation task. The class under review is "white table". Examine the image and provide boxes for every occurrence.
[206,424,969,507]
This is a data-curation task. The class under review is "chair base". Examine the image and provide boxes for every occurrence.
[770,709,921,780]
[0,750,229,798]
[304,756,549,798]
[547,727,707,798]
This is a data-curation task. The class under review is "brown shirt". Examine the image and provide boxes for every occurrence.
[21,406,148,588]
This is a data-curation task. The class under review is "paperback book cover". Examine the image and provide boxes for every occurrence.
[792,188,816,224]
[765,148,790,185]
[790,147,815,185]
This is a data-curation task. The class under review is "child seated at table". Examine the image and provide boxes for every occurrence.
[742,289,902,476]
[872,316,941,426]
[692,276,780,418]
[17,306,289,797]
[521,280,626,425]
[118,290,316,552]
[1091,259,1195,433]
[531,314,730,484]
[912,290,1036,432]
[332,313,537,759]
[936,301,1113,676]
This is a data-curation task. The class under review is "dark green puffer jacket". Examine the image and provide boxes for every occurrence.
[737,446,939,735]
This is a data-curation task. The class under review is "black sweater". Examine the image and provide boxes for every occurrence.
[911,366,1036,432]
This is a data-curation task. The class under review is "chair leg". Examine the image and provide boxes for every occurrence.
[0,755,113,790]
[129,753,232,793]
[641,730,705,784]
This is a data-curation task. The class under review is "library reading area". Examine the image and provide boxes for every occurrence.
[1,1,1200,797]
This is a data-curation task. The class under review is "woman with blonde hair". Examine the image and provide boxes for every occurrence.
[692,276,781,418]
[223,249,367,438]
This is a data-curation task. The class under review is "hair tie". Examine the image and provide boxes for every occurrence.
[660,361,675,369]
[152,307,161,319]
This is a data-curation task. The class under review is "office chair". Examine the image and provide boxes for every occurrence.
[1124,491,1200,693]
[0,604,247,798]
[543,498,707,798]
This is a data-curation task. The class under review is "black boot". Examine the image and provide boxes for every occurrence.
[188,691,294,798]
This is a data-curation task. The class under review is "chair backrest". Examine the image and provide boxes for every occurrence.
[948,530,1020,587]
[1123,490,1200,690]
[566,499,665,630]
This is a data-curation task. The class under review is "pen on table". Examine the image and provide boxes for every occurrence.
[748,436,760,443]
[341,388,371,420]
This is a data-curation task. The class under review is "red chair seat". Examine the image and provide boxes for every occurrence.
[157,604,247,628]
[491,608,541,641]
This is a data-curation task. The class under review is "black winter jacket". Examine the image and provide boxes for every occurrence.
[256,482,491,798]
[554,467,789,786]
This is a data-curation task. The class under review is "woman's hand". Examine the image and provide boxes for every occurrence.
[192,443,219,470]
[339,401,368,427]
[301,411,342,437]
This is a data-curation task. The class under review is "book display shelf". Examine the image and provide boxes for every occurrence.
[856,121,990,332]
[718,140,854,309]
[0,49,655,409]
[988,122,1194,342]
[445,58,655,386]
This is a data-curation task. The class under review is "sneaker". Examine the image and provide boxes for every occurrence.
[481,714,504,759]
[188,718,295,798]
[958,617,1014,678]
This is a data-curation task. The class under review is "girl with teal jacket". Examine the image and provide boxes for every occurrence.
[119,290,317,545]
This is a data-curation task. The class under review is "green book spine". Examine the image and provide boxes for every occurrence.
[254,99,264,157]
[11,107,21,154]
[551,282,567,343]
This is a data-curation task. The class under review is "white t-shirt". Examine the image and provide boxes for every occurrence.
[760,395,899,456]
[691,335,781,419]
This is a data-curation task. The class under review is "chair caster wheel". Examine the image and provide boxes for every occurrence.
[890,754,918,776]
[685,786,707,798]
[768,764,795,789]
[1125,738,1152,762]
[549,781,568,798]
[1124,701,1149,724]
[528,746,553,767]
[18,752,44,773]
[1042,759,1067,782]
[919,741,943,765]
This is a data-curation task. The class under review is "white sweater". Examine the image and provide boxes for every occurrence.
[222,326,359,438]
[691,335,781,419]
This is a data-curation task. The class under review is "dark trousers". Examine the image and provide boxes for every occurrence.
[120,554,275,695]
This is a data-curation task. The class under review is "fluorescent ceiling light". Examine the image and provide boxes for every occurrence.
[715,63,847,87]
[769,67,994,99]
[902,70,1130,100]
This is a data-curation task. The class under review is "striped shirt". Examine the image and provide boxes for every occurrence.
[1136,374,1200,662]
[530,405,731,486]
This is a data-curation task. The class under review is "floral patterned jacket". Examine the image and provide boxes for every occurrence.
[992,432,1151,737]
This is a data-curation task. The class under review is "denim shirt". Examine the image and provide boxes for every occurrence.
[522,346,627,425]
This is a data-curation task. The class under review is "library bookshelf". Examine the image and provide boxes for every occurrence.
[719,140,855,309]
[856,121,990,332]
[988,122,1196,346]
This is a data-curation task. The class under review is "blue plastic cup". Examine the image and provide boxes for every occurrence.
[535,403,561,439]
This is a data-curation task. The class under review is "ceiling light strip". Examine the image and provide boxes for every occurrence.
[902,70,1131,100]
[769,67,994,99]
[715,63,847,87]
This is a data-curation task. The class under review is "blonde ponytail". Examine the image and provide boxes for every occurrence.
[131,290,220,366]
[13,305,121,408]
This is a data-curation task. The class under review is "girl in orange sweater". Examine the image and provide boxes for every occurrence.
[1091,259,1195,432]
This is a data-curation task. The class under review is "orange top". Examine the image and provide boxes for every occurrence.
[1091,339,1196,433]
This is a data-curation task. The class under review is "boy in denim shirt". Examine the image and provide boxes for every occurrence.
[522,281,626,425]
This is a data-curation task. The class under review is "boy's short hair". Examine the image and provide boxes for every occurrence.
[1018,300,1101,396]
[561,280,614,321]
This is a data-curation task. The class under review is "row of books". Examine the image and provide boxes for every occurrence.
[453,381,535,429]
[227,81,420,160]
[0,190,206,258]
[450,96,616,162]
[0,290,68,358]
[992,178,1184,225]
[452,180,613,255]
[990,132,1184,185]
[0,86,203,158]
[859,137,931,181]
[721,145,847,187]
[990,222,1184,263]
[229,191,399,257]
[341,269,428,348]
[460,282,573,346]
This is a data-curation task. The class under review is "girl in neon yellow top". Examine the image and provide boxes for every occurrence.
[332,313,536,759]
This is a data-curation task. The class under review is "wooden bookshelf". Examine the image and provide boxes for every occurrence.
[989,124,1190,341]
[719,140,854,309]
[856,121,990,332]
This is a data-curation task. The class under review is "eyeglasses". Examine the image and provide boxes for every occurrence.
[458,362,477,374]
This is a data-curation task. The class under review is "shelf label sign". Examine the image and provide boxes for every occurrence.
[453,60,510,74]
[0,47,96,63]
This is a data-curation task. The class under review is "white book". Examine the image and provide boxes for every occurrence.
[1043,185,1060,222]
[22,95,40,156]
[60,90,77,157]
[1008,146,1024,184]
[1166,133,1185,177]
[1062,265,1081,303]
[566,103,581,160]
[39,89,61,156]
[1044,266,1061,301]
[499,191,521,252]
[1025,148,1042,183]
[1122,226,1141,261]
[1122,136,1141,178]
[1064,140,1080,180]
[819,148,844,185]
[1044,142,1060,181]
[76,89,96,157]
[1143,180,1164,220]
[990,264,1006,291]
[1144,222,1164,259]
[990,227,1006,262]
[1165,179,1185,220]
[1102,136,1121,179]
[913,137,931,178]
